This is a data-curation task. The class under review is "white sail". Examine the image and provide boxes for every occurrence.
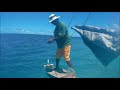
[71,25,120,66]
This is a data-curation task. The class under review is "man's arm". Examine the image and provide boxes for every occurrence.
[53,34,65,40]
[48,25,67,43]
[47,35,65,43]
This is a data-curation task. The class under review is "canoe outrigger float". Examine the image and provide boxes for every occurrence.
[44,59,76,78]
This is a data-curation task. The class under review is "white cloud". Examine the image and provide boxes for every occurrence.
[15,28,35,34]
[104,24,120,33]
[113,24,120,29]
[21,29,25,32]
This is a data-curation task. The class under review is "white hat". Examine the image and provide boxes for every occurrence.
[49,14,60,23]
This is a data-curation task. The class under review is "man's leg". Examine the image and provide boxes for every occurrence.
[55,58,60,69]
[64,45,75,75]
[55,48,63,69]
[64,45,73,68]
[66,60,73,68]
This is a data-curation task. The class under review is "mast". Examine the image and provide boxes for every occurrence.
[118,16,120,78]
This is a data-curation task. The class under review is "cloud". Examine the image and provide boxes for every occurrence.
[112,24,120,30]
[15,28,35,34]
[15,28,52,35]
[104,24,120,33]
[110,24,120,34]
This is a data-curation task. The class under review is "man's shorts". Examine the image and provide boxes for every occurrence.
[56,45,71,61]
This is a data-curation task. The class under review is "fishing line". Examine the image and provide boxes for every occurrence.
[70,12,92,37]
[83,12,92,26]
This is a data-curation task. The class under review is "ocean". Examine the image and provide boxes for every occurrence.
[0,33,120,78]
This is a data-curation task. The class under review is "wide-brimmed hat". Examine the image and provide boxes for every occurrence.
[49,14,60,23]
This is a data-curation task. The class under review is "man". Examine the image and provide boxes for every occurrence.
[48,14,74,73]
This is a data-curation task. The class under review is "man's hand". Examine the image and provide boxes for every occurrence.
[47,39,54,43]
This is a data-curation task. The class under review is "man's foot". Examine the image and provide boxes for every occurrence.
[54,68,65,73]
[54,67,59,71]
[67,67,76,77]
[67,67,75,73]
[57,67,76,78]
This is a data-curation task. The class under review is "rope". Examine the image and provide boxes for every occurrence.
[70,12,92,37]
[83,12,92,26]
[67,15,74,28]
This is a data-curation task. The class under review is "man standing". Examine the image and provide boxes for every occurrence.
[48,14,74,73]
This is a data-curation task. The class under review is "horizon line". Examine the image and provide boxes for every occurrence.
[0,32,80,38]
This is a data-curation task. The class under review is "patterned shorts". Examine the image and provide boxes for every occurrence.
[56,45,71,61]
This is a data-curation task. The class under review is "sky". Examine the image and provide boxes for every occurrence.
[0,12,120,37]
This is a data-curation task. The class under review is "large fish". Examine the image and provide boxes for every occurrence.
[71,25,120,66]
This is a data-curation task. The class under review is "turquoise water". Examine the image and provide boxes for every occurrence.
[0,33,120,78]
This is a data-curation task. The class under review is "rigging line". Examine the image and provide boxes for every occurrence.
[83,12,92,26]
[67,15,74,28]
[70,12,92,37]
